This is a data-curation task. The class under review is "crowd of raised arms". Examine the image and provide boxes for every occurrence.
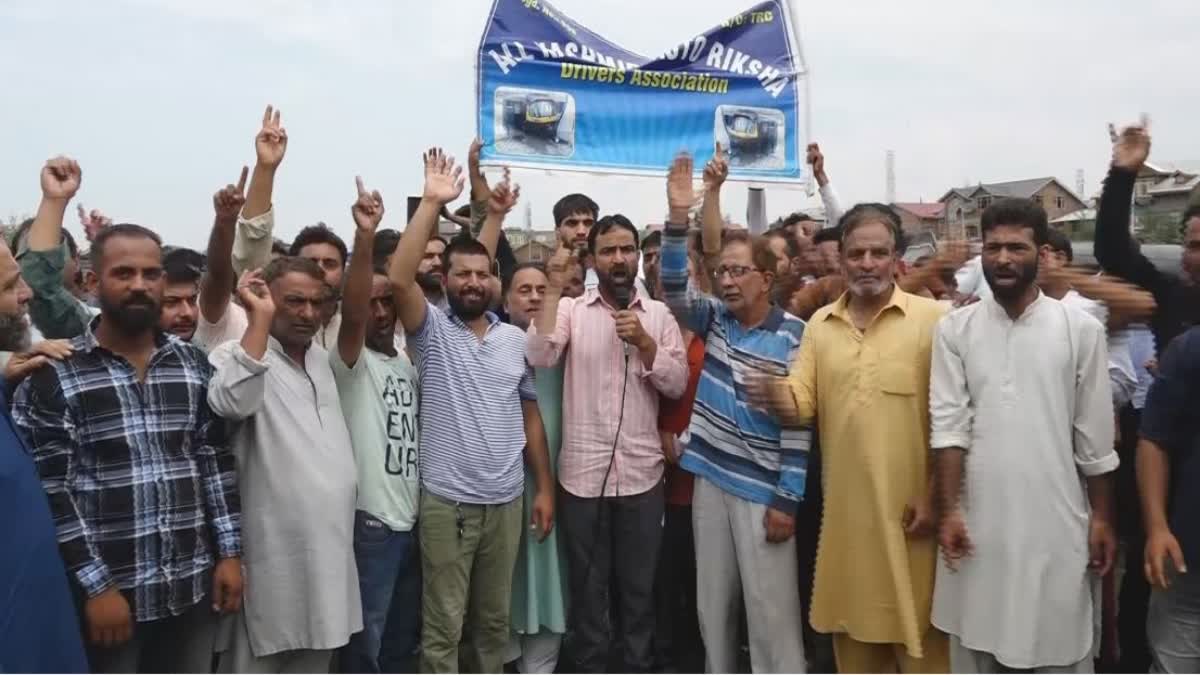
[4,107,1200,675]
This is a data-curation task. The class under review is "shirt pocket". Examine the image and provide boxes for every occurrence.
[879,363,917,396]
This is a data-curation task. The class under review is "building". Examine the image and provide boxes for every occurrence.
[1134,162,1199,221]
[891,202,945,236]
[506,229,558,263]
[939,177,1086,240]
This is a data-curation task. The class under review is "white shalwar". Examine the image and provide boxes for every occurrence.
[929,292,1118,670]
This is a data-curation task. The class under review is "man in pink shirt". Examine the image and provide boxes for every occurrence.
[527,214,687,672]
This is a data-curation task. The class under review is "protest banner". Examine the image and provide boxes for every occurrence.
[476,0,810,184]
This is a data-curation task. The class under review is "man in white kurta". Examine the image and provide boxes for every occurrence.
[208,326,361,671]
[930,290,1118,672]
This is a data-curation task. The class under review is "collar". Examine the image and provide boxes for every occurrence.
[717,302,787,331]
[583,286,645,311]
[825,284,908,323]
[79,315,170,354]
[984,288,1047,321]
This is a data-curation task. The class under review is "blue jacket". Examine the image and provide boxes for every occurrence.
[0,380,88,673]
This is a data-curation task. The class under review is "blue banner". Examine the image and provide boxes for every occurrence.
[476,0,808,183]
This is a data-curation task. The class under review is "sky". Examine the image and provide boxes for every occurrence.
[1,0,1197,250]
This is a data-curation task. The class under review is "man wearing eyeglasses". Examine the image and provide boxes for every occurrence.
[660,153,809,673]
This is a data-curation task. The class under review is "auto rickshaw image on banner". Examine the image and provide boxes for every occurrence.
[475,0,810,185]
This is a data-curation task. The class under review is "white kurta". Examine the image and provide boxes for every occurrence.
[208,338,362,657]
[929,292,1117,669]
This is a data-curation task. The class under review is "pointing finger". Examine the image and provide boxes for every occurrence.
[355,175,366,196]
[263,105,273,128]
[236,165,249,193]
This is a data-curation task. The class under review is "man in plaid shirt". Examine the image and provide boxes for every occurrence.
[13,217,242,673]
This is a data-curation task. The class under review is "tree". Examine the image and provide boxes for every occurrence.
[1138,212,1182,245]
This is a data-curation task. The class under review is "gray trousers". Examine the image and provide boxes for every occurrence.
[560,482,663,673]
[692,476,806,674]
[949,635,1093,674]
[1148,571,1200,673]
[87,599,216,674]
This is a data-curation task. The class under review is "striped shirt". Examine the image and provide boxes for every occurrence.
[410,302,536,504]
[12,318,239,621]
[526,287,688,498]
[660,227,811,514]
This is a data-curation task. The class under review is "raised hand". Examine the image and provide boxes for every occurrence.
[422,147,465,205]
[1109,114,1151,171]
[667,152,699,220]
[487,167,520,216]
[77,205,112,243]
[806,142,828,183]
[546,244,572,290]
[351,176,385,233]
[236,269,274,320]
[41,156,82,202]
[703,142,729,191]
[213,166,249,225]
[255,105,288,169]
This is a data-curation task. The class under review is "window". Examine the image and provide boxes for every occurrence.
[1032,196,1043,206]
[977,196,991,210]
[1055,196,1064,209]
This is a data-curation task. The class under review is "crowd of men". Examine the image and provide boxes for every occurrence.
[3,107,1200,675]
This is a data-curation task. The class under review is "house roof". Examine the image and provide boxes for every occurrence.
[892,202,945,220]
[1050,208,1096,224]
[1148,172,1200,196]
[939,177,1083,205]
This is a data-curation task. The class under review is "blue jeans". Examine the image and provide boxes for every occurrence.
[340,510,421,674]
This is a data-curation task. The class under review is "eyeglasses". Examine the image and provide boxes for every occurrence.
[714,265,763,279]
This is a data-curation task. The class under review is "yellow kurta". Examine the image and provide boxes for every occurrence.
[788,287,947,657]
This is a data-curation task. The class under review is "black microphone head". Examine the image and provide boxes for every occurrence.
[613,284,632,310]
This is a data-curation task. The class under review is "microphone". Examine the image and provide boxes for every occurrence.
[613,284,632,359]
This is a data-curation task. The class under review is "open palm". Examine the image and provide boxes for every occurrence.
[1111,115,1150,171]
[667,152,698,214]
[422,148,465,204]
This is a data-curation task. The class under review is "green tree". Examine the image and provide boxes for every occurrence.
[1139,213,1183,244]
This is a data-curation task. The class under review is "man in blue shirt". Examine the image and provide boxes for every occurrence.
[0,236,87,673]
[1139,326,1200,673]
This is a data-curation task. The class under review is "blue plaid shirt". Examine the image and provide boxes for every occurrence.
[12,318,240,622]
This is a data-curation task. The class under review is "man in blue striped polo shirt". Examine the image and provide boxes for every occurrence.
[390,148,555,674]
[660,152,810,673]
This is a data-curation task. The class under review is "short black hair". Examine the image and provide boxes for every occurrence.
[838,203,907,255]
[980,198,1049,247]
[91,223,163,269]
[373,229,401,270]
[641,230,662,250]
[289,223,348,266]
[553,193,599,228]
[1045,229,1073,262]
[270,238,289,257]
[163,247,204,285]
[264,255,325,285]
[813,225,843,247]
[441,236,492,273]
[781,212,815,228]
[504,261,548,295]
[588,214,640,254]
[764,227,801,260]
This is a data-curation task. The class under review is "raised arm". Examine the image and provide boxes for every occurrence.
[207,272,275,421]
[700,145,727,275]
[233,106,287,278]
[389,149,465,334]
[526,246,573,368]
[663,153,719,335]
[1094,116,1162,292]
[477,167,519,261]
[338,177,385,368]
[808,142,843,228]
[23,157,92,339]
[200,167,249,324]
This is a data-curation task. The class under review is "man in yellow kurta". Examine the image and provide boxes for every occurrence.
[759,204,950,673]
